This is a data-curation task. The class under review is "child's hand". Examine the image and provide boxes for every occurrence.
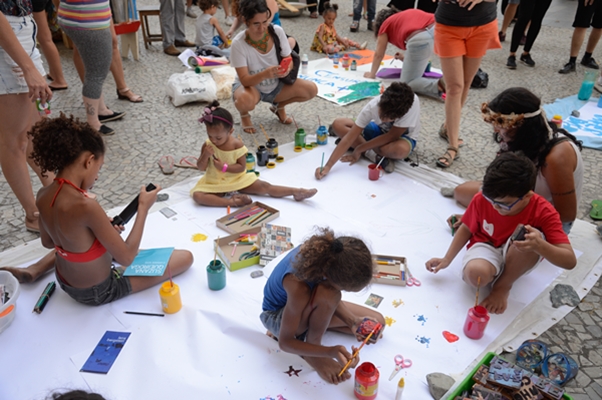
[265,65,282,80]
[212,157,225,171]
[329,345,353,367]
[512,225,544,253]
[340,150,361,165]
[201,145,215,160]
[447,214,463,230]
[425,257,450,273]
[138,184,161,212]
[108,217,125,234]
[363,71,376,79]
[394,52,404,61]
[315,165,331,180]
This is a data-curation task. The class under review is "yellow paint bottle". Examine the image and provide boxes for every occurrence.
[159,281,182,314]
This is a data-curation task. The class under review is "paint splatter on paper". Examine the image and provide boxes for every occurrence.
[415,335,431,348]
[414,314,428,326]
[384,316,396,327]
[337,82,381,105]
[284,365,302,377]
[392,299,404,308]
[442,331,459,343]
[260,396,287,400]
[191,233,208,242]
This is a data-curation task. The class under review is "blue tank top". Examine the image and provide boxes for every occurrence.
[262,247,316,311]
[272,12,281,27]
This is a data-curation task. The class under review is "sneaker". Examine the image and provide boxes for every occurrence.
[98,125,115,136]
[367,20,374,31]
[558,62,576,74]
[520,53,535,67]
[350,20,359,32]
[506,55,517,69]
[379,156,395,173]
[364,149,378,163]
[164,45,181,56]
[581,57,600,69]
[225,15,236,26]
[186,8,197,18]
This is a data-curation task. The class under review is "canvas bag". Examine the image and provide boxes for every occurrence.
[166,70,218,107]
[267,25,300,85]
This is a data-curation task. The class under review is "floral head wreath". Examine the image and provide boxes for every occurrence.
[481,102,544,129]
[198,106,233,126]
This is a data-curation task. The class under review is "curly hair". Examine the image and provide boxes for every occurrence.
[238,0,271,23]
[198,0,220,11]
[199,100,234,131]
[29,113,105,176]
[373,7,398,38]
[482,152,536,200]
[378,82,414,121]
[485,88,582,168]
[322,2,338,15]
[48,390,107,400]
[293,227,374,292]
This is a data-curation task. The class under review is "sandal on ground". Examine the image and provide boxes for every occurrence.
[269,105,293,124]
[590,200,602,220]
[49,84,68,91]
[117,87,143,103]
[438,123,464,147]
[309,11,318,18]
[240,113,257,133]
[436,146,459,168]
[158,155,175,175]
[175,155,198,169]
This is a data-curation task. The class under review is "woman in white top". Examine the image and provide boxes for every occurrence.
[230,0,317,133]
[451,87,584,234]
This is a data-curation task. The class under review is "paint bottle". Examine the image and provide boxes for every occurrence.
[333,53,339,68]
[35,99,51,116]
[246,152,256,172]
[159,281,182,314]
[295,128,306,148]
[207,260,226,291]
[351,60,357,71]
[301,53,309,75]
[394,377,404,400]
[354,362,379,400]
[342,53,351,70]
[266,138,279,159]
[463,305,490,340]
[578,70,597,101]
[551,115,563,128]
[256,145,269,167]
[316,126,328,145]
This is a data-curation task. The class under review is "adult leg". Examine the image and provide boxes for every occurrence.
[108,21,143,102]
[366,0,376,27]
[240,180,317,201]
[401,32,439,98]
[160,0,176,48]
[186,0,197,18]
[26,106,54,187]
[272,80,318,123]
[521,0,553,54]
[509,0,535,55]
[0,251,56,283]
[570,28,588,58]
[500,3,518,37]
[32,11,68,89]
[585,28,602,56]
[453,180,481,207]
[174,0,187,43]
[233,85,260,133]
[129,250,194,292]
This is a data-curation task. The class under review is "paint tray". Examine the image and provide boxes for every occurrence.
[214,227,262,271]
[371,254,407,286]
[216,201,279,234]
[445,353,572,400]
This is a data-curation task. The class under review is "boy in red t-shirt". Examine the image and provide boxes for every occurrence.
[425,153,576,314]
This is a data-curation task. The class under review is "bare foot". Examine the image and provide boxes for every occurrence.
[0,267,34,283]
[265,330,278,341]
[480,286,510,314]
[293,188,317,201]
[304,356,351,384]
[230,194,253,207]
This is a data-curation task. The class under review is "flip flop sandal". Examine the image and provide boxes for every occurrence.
[117,88,143,103]
[590,200,602,220]
[438,124,464,147]
[158,155,175,175]
[175,155,198,169]
[436,146,459,168]
[269,105,293,125]
[542,353,579,386]
[516,340,549,372]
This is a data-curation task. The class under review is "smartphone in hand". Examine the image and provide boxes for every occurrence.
[279,57,292,74]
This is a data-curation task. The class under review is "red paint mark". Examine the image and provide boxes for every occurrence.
[442,331,459,343]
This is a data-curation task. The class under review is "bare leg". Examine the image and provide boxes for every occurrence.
[0,251,56,283]
[26,105,54,186]
[233,86,260,133]
[376,139,412,161]
[32,11,68,88]
[569,27,587,58]
[272,80,319,123]
[222,0,231,18]
[585,28,602,54]
[128,250,193,292]
[192,192,252,207]
[453,180,481,207]
[108,21,142,102]
[72,47,113,121]
[500,3,518,36]
[240,180,317,201]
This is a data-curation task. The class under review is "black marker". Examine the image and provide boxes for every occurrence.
[33,281,56,314]
[124,311,165,317]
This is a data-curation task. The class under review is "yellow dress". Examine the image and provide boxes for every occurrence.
[190,140,258,194]
[310,24,345,53]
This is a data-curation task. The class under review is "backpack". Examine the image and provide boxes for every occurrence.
[471,68,489,89]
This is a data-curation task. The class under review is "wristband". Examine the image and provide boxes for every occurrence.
[222,163,228,172]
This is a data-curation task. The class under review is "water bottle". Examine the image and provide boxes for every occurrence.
[578,70,597,101]
[301,54,309,75]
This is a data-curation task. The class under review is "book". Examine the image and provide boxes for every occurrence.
[80,331,131,374]
[123,247,175,276]
[259,224,292,266]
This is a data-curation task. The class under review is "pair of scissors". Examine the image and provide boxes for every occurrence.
[405,265,421,286]
[389,354,412,381]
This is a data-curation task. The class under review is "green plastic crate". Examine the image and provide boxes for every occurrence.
[446,352,573,400]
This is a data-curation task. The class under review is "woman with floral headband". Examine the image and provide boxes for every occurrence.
[447,87,583,234]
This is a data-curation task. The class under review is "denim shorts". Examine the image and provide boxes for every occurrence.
[260,308,307,341]
[0,15,46,95]
[361,121,417,153]
[232,79,285,105]
[56,266,132,306]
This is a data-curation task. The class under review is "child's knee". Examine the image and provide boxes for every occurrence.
[463,261,495,286]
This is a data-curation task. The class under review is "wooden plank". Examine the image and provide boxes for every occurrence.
[276,0,299,13]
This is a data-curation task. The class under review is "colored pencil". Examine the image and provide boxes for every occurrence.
[124,311,165,317]
[245,210,268,226]
[451,215,456,236]
[338,323,381,377]
[251,212,272,226]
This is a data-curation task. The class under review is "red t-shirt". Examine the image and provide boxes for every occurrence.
[379,9,435,51]
[463,192,569,249]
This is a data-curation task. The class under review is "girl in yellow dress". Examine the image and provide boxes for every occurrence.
[190,101,318,207]
[310,2,365,54]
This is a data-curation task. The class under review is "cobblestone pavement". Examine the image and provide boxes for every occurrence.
[1,0,601,397]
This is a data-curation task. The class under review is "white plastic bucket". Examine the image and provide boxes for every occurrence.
[0,271,20,334]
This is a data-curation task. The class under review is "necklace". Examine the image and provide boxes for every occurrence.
[245,31,269,52]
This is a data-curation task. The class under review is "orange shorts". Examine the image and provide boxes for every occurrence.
[434,19,501,58]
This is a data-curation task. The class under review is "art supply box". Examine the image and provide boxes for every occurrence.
[0,271,20,334]
[371,255,407,286]
[215,227,262,271]
[216,201,279,234]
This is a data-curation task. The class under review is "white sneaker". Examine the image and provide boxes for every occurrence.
[186,8,197,18]
[225,16,236,26]
[364,149,378,163]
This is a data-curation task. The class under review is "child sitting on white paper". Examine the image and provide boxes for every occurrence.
[260,227,385,384]
[425,153,576,314]
[195,0,231,58]
[0,114,193,304]
[190,100,317,207]
[315,82,419,178]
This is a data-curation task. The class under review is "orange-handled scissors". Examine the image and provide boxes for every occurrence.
[389,354,412,381]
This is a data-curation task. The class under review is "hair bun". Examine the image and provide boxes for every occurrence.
[331,239,344,253]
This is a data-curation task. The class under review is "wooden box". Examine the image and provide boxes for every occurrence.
[371,254,407,286]
[216,202,279,234]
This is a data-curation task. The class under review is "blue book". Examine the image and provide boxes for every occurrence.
[81,331,131,374]
[123,247,175,276]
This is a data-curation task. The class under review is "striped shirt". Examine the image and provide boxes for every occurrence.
[57,0,111,30]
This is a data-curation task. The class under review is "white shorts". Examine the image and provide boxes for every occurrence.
[462,238,513,277]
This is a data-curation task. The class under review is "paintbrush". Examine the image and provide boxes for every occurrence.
[475,276,481,307]
[320,152,325,174]
[259,123,270,142]
[251,134,260,148]
[291,116,299,130]
[338,323,382,377]
[168,264,173,288]
[375,156,385,170]
[213,236,219,266]
[318,115,321,127]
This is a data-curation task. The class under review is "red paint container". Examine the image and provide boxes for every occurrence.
[354,362,379,400]
[463,305,490,340]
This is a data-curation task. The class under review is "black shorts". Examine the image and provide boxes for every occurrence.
[573,0,602,29]
[31,0,50,13]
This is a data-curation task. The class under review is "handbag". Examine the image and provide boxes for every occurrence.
[471,68,489,89]
[267,25,300,85]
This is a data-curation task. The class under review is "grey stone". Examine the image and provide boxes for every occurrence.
[550,284,581,308]
[426,372,455,400]
[587,325,602,338]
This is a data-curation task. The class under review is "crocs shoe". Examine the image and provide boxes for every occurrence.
[542,353,579,386]
[516,339,548,372]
